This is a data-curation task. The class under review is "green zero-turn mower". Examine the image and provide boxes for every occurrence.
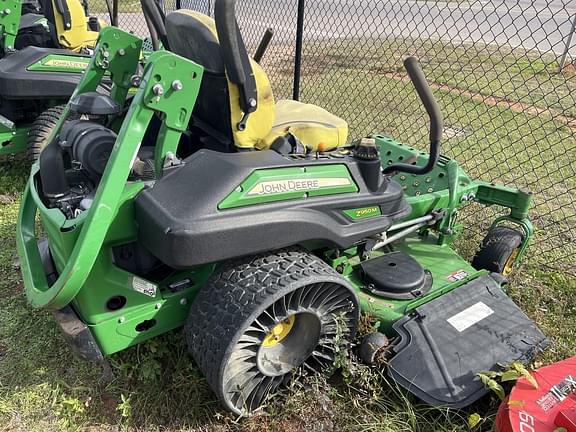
[16,0,549,416]
[0,0,122,160]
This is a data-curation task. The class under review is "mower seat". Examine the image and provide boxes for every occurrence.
[39,0,101,52]
[165,10,348,152]
[263,100,348,151]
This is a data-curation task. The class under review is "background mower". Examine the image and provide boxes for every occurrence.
[0,0,120,160]
[0,0,104,56]
[17,0,548,416]
[495,356,576,432]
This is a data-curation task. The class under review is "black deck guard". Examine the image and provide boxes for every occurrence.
[388,273,548,408]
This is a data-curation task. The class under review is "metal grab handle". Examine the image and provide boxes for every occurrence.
[383,57,443,175]
[54,0,72,29]
[215,0,245,85]
[214,0,258,123]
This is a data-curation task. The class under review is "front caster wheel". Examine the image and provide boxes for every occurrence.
[472,226,524,276]
[359,332,390,365]
[185,248,360,416]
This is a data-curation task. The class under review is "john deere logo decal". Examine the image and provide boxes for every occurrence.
[43,59,89,70]
[248,178,352,196]
[218,165,358,209]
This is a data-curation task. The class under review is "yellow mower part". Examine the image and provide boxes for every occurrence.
[262,99,349,152]
[52,0,103,52]
[262,316,296,347]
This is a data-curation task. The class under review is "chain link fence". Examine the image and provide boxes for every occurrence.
[90,0,575,275]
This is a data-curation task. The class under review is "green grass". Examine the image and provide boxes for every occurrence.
[90,0,144,14]
[1,38,576,431]
[262,36,576,272]
[290,38,576,118]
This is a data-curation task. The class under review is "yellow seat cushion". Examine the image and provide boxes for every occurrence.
[260,100,348,152]
[52,0,100,52]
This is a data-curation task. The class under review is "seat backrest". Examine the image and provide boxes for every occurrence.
[39,0,98,51]
[165,9,275,151]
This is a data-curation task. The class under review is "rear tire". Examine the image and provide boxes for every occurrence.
[26,105,66,163]
[472,226,524,276]
[185,248,359,415]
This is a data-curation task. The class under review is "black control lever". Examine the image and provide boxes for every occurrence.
[254,28,274,63]
[215,0,258,131]
[140,0,169,50]
[382,57,443,175]
[54,0,72,29]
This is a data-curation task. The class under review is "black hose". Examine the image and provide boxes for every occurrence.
[382,57,443,175]
[39,140,69,199]
[143,10,160,51]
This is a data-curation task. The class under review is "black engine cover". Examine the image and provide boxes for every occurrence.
[0,47,87,100]
[134,150,411,269]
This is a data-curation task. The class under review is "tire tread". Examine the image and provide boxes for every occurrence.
[472,226,523,273]
[185,248,357,409]
[26,105,66,163]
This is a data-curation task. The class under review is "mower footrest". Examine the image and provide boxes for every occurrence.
[387,274,548,408]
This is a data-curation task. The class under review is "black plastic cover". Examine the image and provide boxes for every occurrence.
[69,91,121,115]
[387,274,548,408]
[134,149,411,269]
[0,47,86,99]
[361,251,431,299]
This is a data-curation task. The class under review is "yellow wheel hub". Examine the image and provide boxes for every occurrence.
[503,249,519,276]
[262,316,296,347]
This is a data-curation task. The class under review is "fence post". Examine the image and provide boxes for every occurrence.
[293,0,305,101]
[559,14,576,72]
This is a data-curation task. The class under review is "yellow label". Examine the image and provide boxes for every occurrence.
[354,207,380,217]
[248,177,351,196]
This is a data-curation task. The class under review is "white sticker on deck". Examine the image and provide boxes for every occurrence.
[132,276,157,297]
[447,302,494,332]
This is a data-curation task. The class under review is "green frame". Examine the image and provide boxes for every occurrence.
[0,0,22,53]
[17,27,209,354]
[18,27,204,309]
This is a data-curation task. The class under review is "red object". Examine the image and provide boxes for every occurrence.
[556,408,576,430]
[495,356,576,432]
